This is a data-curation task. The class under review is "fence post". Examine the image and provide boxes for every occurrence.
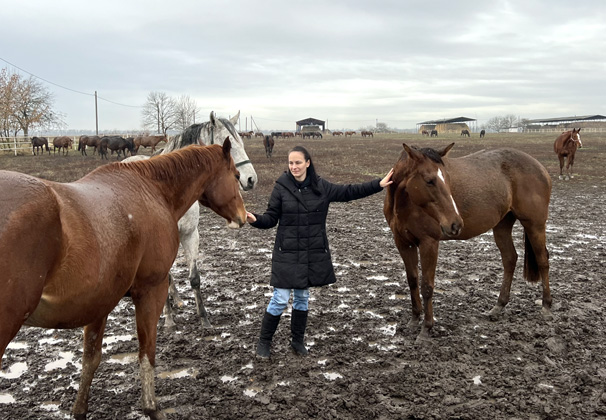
[13,137,17,156]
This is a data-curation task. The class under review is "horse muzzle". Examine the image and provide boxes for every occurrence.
[441,221,463,238]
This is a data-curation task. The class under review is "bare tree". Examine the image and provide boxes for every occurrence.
[174,95,200,132]
[141,91,177,135]
[0,69,62,137]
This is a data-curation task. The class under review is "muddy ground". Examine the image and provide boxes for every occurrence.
[1,132,605,419]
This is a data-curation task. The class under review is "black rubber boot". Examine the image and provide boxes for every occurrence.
[256,311,281,358]
[290,309,309,356]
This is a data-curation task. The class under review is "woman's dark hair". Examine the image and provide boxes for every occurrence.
[289,145,321,195]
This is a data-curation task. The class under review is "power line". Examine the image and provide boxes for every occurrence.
[0,56,142,108]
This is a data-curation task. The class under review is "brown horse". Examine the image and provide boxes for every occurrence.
[384,143,552,343]
[361,130,374,137]
[133,134,168,154]
[53,136,73,155]
[430,129,438,137]
[263,134,275,159]
[31,136,50,155]
[554,128,582,179]
[461,129,470,137]
[480,129,486,138]
[421,130,429,136]
[0,141,246,419]
[78,135,102,156]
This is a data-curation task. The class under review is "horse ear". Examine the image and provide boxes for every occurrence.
[402,143,423,161]
[230,111,240,126]
[210,111,216,126]
[222,137,232,158]
[439,143,455,157]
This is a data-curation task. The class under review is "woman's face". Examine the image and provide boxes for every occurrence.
[288,151,310,182]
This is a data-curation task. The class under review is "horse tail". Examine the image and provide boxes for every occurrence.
[523,231,542,283]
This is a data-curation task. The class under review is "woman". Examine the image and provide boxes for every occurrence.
[247,145,393,358]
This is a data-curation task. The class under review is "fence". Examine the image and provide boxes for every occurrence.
[1,134,135,156]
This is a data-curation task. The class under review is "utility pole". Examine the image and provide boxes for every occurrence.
[95,91,98,135]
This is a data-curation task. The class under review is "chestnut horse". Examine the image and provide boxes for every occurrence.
[554,128,582,180]
[53,136,73,155]
[0,141,246,419]
[134,134,168,154]
[31,136,50,155]
[384,143,552,343]
[124,111,257,329]
[263,134,275,159]
[78,135,102,156]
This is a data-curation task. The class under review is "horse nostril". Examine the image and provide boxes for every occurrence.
[248,177,255,188]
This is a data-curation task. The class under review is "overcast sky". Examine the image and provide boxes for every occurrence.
[2,0,605,132]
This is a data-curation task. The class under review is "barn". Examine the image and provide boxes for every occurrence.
[296,117,325,133]
[417,117,477,134]
[525,115,606,132]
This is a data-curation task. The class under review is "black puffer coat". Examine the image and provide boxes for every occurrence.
[250,171,382,289]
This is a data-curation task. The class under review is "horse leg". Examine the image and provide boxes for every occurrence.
[72,317,108,420]
[162,273,179,331]
[394,237,422,330]
[521,223,552,319]
[558,155,565,179]
[178,203,212,328]
[131,279,168,420]
[567,153,575,179]
[488,213,517,320]
[417,240,440,343]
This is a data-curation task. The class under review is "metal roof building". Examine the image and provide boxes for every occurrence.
[296,118,325,132]
[526,115,606,125]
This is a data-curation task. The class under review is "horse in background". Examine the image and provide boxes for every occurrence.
[133,134,167,154]
[124,111,257,330]
[78,135,102,156]
[361,131,374,137]
[480,129,486,138]
[99,136,135,160]
[421,130,429,136]
[263,134,275,159]
[554,128,582,180]
[52,136,73,155]
[384,143,552,343]
[31,136,50,155]
[461,129,470,137]
[0,141,246,419]
[430,130,438,137]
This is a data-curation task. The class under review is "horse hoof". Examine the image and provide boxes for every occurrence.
[541,307,553,320]
[414,331,431,345]
[201,319,213,329]
[487,305,504,321]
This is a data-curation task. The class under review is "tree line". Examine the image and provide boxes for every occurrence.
[1,66,200,138]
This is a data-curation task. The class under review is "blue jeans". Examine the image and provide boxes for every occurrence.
[266,287,310,316]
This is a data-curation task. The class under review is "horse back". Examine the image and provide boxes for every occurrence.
[445,148,551,239]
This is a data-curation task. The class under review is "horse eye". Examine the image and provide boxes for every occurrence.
[236,173,240,181]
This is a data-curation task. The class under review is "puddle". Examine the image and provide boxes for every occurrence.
[108,352,138,365]
[0,362,28,379]
[0,393,16,404]
[158,367,199,379]
[45,352,75,371]
[323,372,343,381]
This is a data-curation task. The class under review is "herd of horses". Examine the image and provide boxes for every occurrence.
[1,122,584,418]
[31,134,168,159]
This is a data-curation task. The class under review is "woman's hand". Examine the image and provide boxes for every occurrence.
[246,211,257,223]
[380,168,394,188]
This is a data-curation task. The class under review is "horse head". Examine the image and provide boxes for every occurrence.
[207,111,258,191]
[197,139,247,229]
[571,128,582,148]
[391,142,463,238]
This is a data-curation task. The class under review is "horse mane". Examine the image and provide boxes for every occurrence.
[89,145,221,182]
[161,117,242,154]
[398,146,444,165]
